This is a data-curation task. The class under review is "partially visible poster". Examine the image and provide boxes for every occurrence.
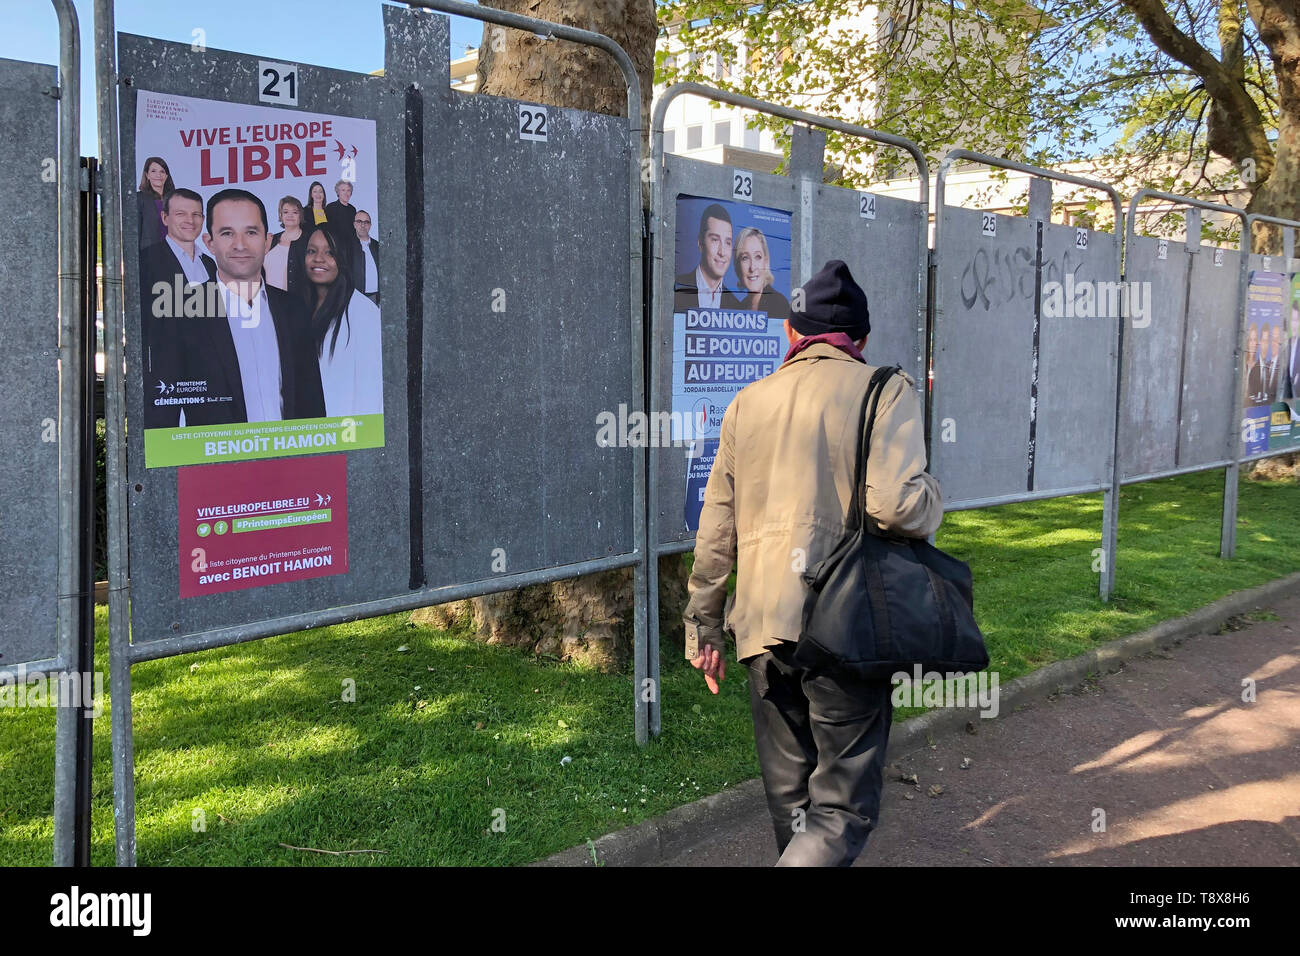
[1243,270,1297,455]
[133,90,385,468]
[670,194,792,531]
[178,455,349,598]
[1283,275,1300,443]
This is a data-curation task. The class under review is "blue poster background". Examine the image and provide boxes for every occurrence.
[1243,271,1296,455]
[671,194,792,532]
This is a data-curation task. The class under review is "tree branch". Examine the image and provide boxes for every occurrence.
[1120,0,1273,176]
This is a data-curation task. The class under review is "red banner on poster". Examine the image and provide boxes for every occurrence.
[178,455,348,597]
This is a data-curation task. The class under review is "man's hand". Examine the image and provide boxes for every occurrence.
[691,643,726,694]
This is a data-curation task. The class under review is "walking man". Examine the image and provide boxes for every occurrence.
[684,259,943,866]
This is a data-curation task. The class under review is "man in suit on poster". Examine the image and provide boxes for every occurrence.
[1285,305,1300,418]
[674,202,744,315]
[1245,323,1265,404]
[325,178,364,284]
[139,187,216,416]
[354,209,381,305]
[1265,322,1286,403]
[148,188,324,428]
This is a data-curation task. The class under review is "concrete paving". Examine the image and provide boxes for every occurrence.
[654,593,1300,867]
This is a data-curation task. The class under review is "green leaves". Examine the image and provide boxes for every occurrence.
[654,0,1281,205]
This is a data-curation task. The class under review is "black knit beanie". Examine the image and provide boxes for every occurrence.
[789,259,871,339]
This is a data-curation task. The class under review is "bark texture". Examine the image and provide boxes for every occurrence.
[411,555,690,673]
[475,0,656,139]
[1123,1,1300,249]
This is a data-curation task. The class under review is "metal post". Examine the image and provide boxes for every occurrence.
[73,156,99,868]
[1102,210,1130,602]
[49,0,83,869]
[93,0,138,866]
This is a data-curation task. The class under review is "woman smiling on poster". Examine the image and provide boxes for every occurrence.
[733,226,789,322]
[137,156,175,249]
[266,196,310,296]
[303,226,383,416]
[304,180,329,229]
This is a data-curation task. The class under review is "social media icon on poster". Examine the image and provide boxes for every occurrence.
[214,521,229,535]
[197,523,211,537]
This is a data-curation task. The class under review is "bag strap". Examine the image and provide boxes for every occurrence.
[848,365,903,531]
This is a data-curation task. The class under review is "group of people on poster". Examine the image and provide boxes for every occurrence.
[137,154,384,430]
[1243,304,1300,407]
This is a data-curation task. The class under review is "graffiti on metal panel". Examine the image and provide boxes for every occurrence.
[959,245,1086,312]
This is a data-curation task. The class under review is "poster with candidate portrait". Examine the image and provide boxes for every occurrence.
[132,90,385,470]
[1242,270,1299,455]
[670,193,792,531]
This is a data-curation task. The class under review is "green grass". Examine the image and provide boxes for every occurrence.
[2,467,1298,866]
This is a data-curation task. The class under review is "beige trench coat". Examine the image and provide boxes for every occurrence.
[683,342,944,662]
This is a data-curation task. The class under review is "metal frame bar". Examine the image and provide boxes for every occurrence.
[94,0,135,868]
[128,553,643,664]
[1124,190,1249,567]
[646,83,930,736]
[48,0,85,869]
[934,150,1124,599]
[97,0,648,863]
[941,482,1111,513]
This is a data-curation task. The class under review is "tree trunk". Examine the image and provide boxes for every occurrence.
[475,0,655,139]
[409,1,661,672]
[1244,53,1300,250]
[1241,3,1300,249]
[411,555,690,672]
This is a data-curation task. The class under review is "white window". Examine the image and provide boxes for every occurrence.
[714,122,731,146]
[686,124,702,150]
[663,129,676,154]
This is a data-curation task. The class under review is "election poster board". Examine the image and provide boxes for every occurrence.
[130,90,385,599]
[1243,270,1299,456]
[670,194,792,530]
[133,90,384,471]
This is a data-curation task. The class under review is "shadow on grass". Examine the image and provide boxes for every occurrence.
[2,468,1297,865]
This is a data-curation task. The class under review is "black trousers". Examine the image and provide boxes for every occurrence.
[745,640,894,866]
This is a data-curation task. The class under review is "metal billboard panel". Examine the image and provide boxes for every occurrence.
[931,206,1040,503]
[1032,220,1120,491]
[1120,234,1192,479]
[1178,246,1241,468]
[810,183,926,387]
[420,89,636,583]
[117,33,419,645]
[0,58,60,670]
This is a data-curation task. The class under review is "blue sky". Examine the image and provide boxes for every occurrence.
[1,1,484,153]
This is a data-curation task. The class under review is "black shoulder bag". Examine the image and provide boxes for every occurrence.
[794,365,989,679]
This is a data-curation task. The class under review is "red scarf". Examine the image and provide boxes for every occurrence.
[783,332,865,364]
